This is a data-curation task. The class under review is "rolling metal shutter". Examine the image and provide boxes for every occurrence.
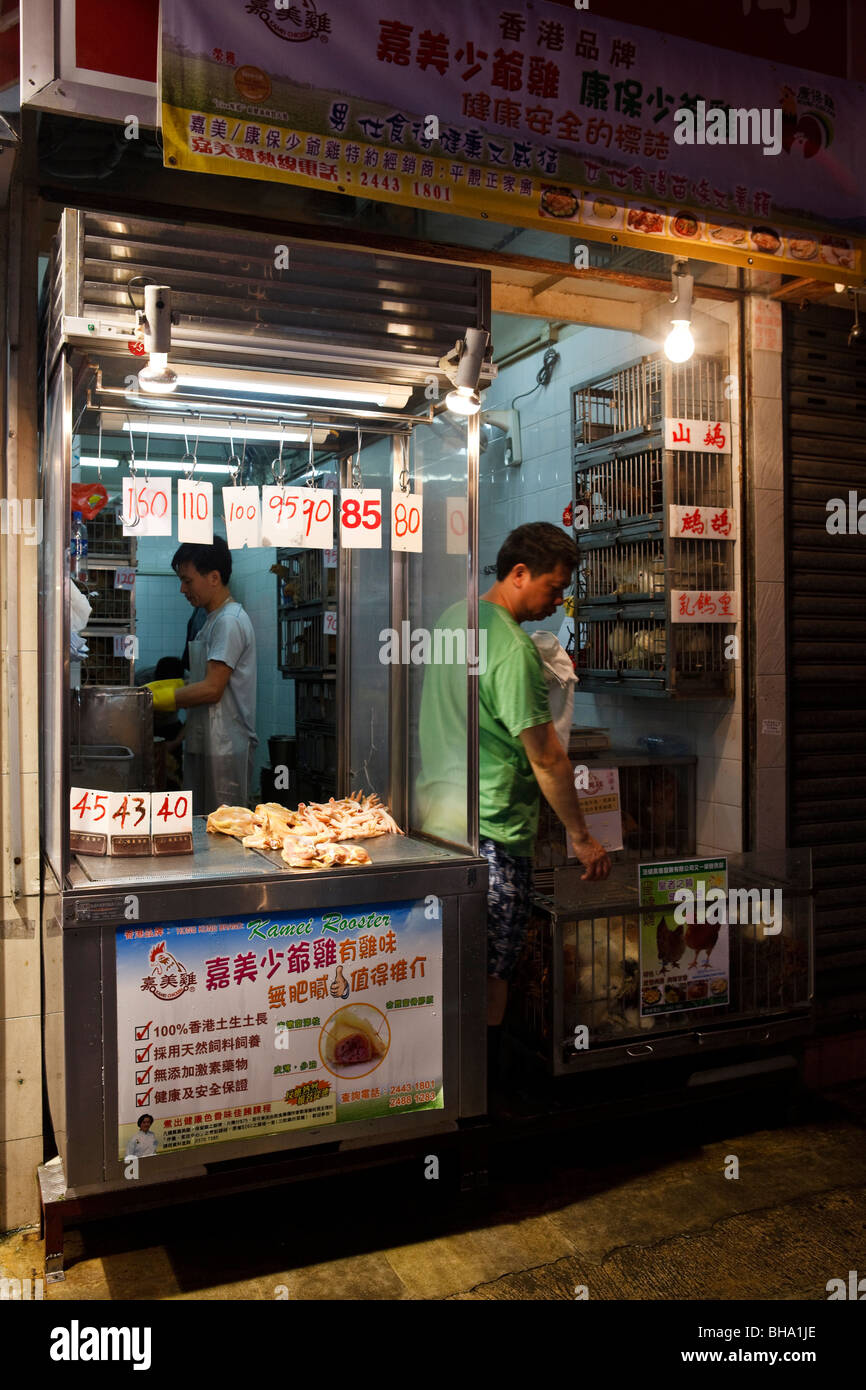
[784,303,866,1021]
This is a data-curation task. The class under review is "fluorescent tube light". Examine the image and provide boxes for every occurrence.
[78,457,121,469]
[108,417,331,445]
[164,365,411,408]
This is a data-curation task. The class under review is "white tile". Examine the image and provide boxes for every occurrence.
[714,802,743,852]
[714,757,742,807]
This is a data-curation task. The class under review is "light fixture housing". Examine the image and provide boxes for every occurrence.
[440,326,489,415]
[137,351,178,395]
[136,285,179,395]
[664,260,695,363]
[103,413,332,445]
[153,364,413,408]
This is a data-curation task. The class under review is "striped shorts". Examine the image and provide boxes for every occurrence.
[480,837,534,980]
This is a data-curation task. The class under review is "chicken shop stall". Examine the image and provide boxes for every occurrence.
[37,210,492,1272]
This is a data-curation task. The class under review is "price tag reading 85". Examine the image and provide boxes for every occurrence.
[222,486,262,549]
[121,477,173,537]
[391,492,423,553]
[152,790,193,835]
[339,489,382,549]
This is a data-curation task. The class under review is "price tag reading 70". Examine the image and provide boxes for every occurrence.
[339,489,382,549]
[261,487,334,549]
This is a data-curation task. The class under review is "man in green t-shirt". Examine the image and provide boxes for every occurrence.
[418,523,610,1089]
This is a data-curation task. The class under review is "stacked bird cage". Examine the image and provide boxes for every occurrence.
[572,353,736,698]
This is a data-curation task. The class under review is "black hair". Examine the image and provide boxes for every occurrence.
[137,1114,154,1128]
[154,656,185,680]
[171,535,232,585]
[495,523,578,581]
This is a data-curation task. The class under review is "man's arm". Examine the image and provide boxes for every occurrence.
[174,660,232,709]
[519,722,610,881]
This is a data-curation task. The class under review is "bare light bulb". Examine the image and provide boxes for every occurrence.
[138,351,178,395]
[664,320,695,363]
[445,384,481,415]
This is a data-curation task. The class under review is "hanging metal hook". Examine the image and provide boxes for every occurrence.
[226,419,243,483]
[271,429,286,487]
[117,416,141,528]
[306,423,317,489]
[351,425,363,489]
[180,425,198,482]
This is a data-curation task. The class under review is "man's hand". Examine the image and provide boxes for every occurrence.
[570,833,611,881]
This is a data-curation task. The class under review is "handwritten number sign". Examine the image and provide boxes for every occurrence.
[108,792,151,856]
[446,497,468,555]
[121,477,173,537]
[222,486,262,549]
[391,492,423,553]
[261,487,334,549]
[178,480,214,544]
[114,568,136,591]
[340,489,382,549]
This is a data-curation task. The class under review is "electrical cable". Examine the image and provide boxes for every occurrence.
[510,346,560,411]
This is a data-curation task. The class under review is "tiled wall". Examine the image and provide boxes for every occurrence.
[480,320,743,856]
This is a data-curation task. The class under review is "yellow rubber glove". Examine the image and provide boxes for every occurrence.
[145,678,184,714]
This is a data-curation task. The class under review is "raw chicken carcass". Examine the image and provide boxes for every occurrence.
[206,806,259,838]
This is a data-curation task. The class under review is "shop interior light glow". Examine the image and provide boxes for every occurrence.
[664,260,695,363]
[77,457,120,469]
[106,416,332,445]
[445,384,482,414]
[440,327,489,416]
[166,364,412,408]
[138,350,178,395]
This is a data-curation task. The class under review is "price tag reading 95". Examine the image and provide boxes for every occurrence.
[391,492,423,553]
[121,477,173,537]
[222,486,262,549]
[69,787,110,855]
[261,487,334,549]
[177,480,214,544]
[107,792,151,855]
[340,489,382,549]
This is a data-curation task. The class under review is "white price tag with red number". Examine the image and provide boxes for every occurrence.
[340,489,382,549]
[114,568,136,591]
[113,634,139,660]
[323,610,337,636]
[261,487,334,549]
[151,790,193,836]
[446,497,468,554]
[107,791,151,847]
[177,480,214,543]
[222,487,262,549]
[121,477,173,537]
[70,787,110,837]
[391,492,423,553]
[324,547,338,568]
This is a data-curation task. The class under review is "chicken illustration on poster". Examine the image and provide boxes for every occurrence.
[638,859,730,1016]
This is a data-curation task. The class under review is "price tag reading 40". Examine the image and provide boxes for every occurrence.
[107,792,151,856]
[391,492,423,553]
[151,790,194,855]
[222,486,262,549]
[178,480,214,544]
[261,487,334,549]
[121,477,173,537]
[340,489,382,549]
[69,787,110,856]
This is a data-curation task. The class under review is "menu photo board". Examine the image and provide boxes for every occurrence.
[116,896,443,1160]
[638,857,730,1017]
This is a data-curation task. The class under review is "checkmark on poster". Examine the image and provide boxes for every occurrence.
[135,1044,152,1064]
[136,1087,153,1107]
[135,1066,152,1086]
[135,1021,152,1041]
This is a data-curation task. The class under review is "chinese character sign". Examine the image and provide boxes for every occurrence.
[671,590,740,622]
[669,505,737,539]
[638,858,730,1016]
[664,418,732,453]
[159,0,864,275]
[115,899,443,1158]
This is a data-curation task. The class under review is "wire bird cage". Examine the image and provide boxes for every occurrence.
[294,676,337,725]
[79,631,134,686]
[84,566,133,624]
[86,508,136,562]
[276,547,337,607]
[571,352,736,698]
[509,853,814,1075]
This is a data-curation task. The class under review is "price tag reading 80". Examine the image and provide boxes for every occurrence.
[151,790,193,835]
[339,489,382,549]
[222,486,262,549]
[391,492,423,553]
[178,480,214,544]
[121,477,173,537]
[261,487,334,549]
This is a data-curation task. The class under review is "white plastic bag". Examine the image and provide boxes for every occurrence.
[531,631,577,751]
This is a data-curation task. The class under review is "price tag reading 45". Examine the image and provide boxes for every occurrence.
[261,487,334,549]
[121,477,173,537]
[340,489,382,549]
[391,492,423,553]
[69,787,110,856]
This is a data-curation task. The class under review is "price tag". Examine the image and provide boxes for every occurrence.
[107,791,151,855]
[261,487,334,549]
[114,568,136,591]
[340,489,382,549]
[151,790,194,854]
[446,497,468,554]
[391,492,423,553]
[324,548,338,569]
[222,486,262,549]
[121,477,173,537]
[69,786,110,855]
[323,610,337,636]
[178,480,214,543]
[113,633,139,660]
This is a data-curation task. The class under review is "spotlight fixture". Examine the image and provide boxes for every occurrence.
[664,259,695,363]
[848,290,863,347]
[440,327,490,415]
[136,285,179,394]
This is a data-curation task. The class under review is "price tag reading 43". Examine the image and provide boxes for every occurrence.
[121,477,173,537]
[151,791,194,856]
[222,486,261,549]
[340,489,382,549]
[177,480,214,544]
[261,487,334,549]
[391,492,423,554]
[107,792,151,857]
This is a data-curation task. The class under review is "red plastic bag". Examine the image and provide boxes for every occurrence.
[71,482,109,520]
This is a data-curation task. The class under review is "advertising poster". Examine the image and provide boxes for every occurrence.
[160,0,864,278]
[116,897,442,1159]
[638,858,729,1017]
[575,766,624,853]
